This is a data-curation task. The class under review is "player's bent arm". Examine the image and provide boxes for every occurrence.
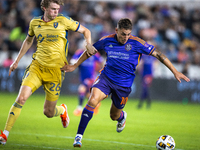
[77,25,97,56]
[77,25,91,44]
[151,49,190,82]
[15,35,35,63]
[9,35,35,76]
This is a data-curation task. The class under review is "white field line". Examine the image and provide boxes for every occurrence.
[12,132,184,150]
[9,143,72,150]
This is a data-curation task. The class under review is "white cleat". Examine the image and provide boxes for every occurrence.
[116,111,127,133]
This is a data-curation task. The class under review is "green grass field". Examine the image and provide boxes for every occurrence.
[0,92,199,150]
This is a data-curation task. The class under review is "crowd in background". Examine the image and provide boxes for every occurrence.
[0,0,200,67]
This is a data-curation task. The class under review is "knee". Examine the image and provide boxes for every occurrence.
[43,109,54,118]
[16,95,28,105]
[88,97,99,108]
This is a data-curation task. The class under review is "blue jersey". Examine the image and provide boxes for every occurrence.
[93,34,155,87]
[71,49,103,82]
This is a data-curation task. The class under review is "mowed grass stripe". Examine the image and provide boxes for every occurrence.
[0,92,199,150]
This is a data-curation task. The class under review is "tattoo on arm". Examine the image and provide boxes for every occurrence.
[154,49,167,63]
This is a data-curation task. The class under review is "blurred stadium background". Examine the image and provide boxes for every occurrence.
[0,0,200,103]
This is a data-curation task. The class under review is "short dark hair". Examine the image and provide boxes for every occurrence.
[40,0,64,11]
[117,18,133,30]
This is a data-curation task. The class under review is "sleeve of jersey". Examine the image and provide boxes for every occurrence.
[64,17,80,32]
[137,41,156,55]
[28,19,35,37]
[93,39,104,51]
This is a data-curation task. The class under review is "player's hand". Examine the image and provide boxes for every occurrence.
[86,43,97,56]
[174,71,190,83]
[61,63,77,72]
[9,61,18,76]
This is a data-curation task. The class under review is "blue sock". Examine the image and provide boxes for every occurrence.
[77,104,94,135]
[117,111,124,122]
[79,94,85,106]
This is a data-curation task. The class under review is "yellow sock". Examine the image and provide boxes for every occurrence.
[5,102,23,132]
[54,106,64,117]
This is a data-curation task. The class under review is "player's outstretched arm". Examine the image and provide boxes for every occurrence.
[9,35,34,76]
[61,50,90,72]
[151,49,190,83]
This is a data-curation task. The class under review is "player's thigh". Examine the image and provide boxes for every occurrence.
[19,69,42,104]
[87,87,107,108]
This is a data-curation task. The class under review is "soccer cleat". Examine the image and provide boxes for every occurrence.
[73,136,82,147]
[116,111,127,133]
[60,104,70,128]
[73,108,82,116]
[0,130,7,145]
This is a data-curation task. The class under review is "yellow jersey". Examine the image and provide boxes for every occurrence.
[28,14,80,68]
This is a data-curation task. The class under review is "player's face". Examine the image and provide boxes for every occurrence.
[115,28,132,44]
[44,2,60,21]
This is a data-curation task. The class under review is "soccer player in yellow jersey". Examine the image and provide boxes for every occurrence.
[0,0,96,145]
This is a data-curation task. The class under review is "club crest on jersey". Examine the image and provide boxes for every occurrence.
[54,22,58,28]
[125,43,132,51]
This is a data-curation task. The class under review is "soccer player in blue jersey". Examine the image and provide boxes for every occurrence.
[61,18,190,147]
[71,42,104,116]
[137,54,156,109]
[0,0,96,145]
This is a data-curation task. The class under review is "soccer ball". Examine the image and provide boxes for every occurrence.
[156,135,175,150]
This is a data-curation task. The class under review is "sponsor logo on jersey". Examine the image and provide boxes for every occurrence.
[108,51,129,59]
[41,34,59,42]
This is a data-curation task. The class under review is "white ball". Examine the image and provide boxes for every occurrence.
[156,135,175,150]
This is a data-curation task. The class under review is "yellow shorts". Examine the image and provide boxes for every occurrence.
[22,59,65,101]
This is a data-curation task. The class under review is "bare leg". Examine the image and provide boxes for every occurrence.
[43,99,58,118]
[16,85,32,105]
[110,102,123,121]
[110,102,127,133]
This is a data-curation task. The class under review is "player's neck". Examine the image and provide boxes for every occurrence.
[43,16,50,22]
[43,14,53,22]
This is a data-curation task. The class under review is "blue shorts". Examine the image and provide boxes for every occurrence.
[92,73,132,109]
